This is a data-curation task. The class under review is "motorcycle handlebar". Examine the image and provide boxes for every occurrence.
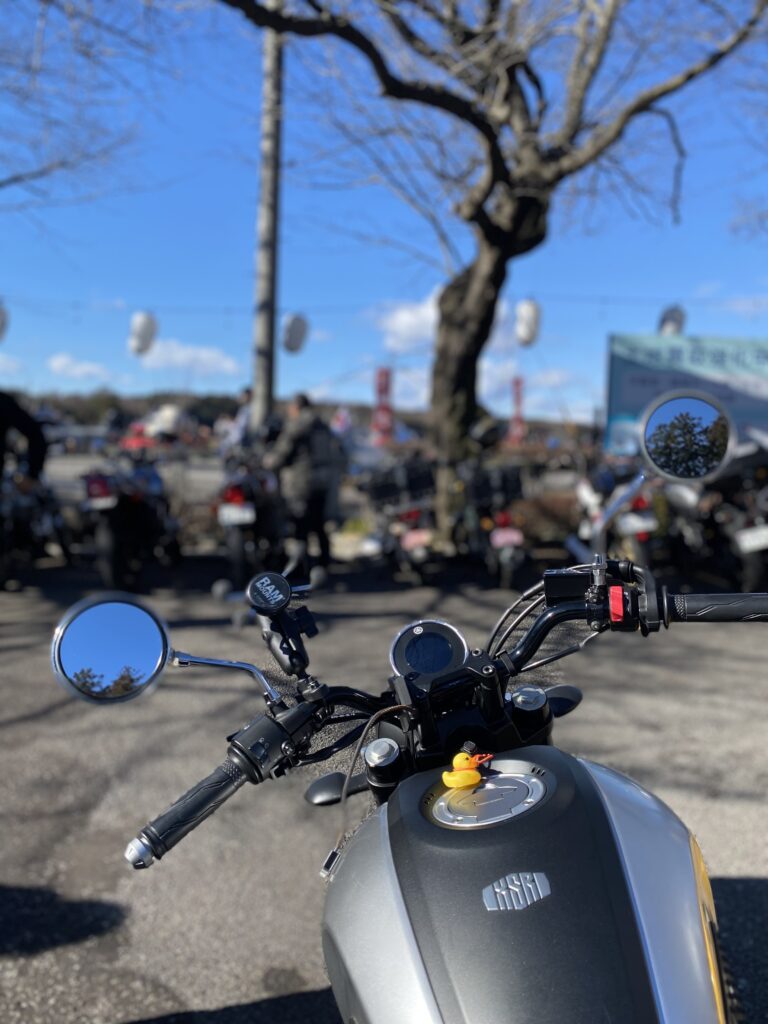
[667,592,768,623]
[125,758,247,869]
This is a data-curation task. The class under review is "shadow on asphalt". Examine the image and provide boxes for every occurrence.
[105,876,768,1024]
[0,883,126,955]
[712,876,768,1023]
[121,880,768,1024]
[125,988,341,1024]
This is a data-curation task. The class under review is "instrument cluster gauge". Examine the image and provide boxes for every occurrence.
[389,619,469,692]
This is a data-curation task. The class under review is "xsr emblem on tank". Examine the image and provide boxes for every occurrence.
[482,872,550,911]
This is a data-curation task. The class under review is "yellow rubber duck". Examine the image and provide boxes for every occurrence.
[442,751,493,789]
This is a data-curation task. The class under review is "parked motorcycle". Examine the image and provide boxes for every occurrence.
[362,455,438,580]
[660,440,768,592]
[454,461,526,588]
[216,448,285,588]
[706,439,768,592]
[82,455,180,589]
[52,394,743,1024]
[0,472,72,585]
[567,459,659,566]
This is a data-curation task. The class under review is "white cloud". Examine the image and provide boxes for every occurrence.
[378,289,518,354]
[477,360,595,422]
[525,392,597,424]
[90,296,127,312]
[478,356,517,404]
[484,299,517,352]
[394,366,430,408]
[693,280,721,300]
[379,289,440,353]
[719,294,768,318]
[141,339,241,376]
[0,353,23,375]
[529,369,574,389]
[48,352,110,381]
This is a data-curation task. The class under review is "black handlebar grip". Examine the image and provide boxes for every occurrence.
[668,592,768,623]
[129,759,247,865]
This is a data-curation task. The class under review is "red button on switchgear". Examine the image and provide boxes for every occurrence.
[609,586,625,623]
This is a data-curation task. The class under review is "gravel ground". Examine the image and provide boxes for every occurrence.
[0,556,766,1023]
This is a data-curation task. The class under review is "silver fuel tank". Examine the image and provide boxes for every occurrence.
[322,745,728,1024]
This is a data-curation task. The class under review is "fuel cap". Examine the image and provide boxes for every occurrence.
[246,572,292,615]
[425,758,552,829]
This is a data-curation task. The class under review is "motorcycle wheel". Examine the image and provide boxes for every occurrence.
[499,555,523,591]
[158,535,182,568]
[225,527,251,589]
[52,518,74,566]
[95,520,133,590]
[0,522,10,590]
[739,551,765,593]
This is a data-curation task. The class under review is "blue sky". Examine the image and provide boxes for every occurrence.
[1,8,767,423]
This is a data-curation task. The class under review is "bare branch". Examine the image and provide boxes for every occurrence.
[326,107,463,268]
[375,0,445,67]
[642,106,686,223]
[520,61,548,129]
[551,0,768,180]
[482,0,501,32]
[0,2,161,206]
[560,0,624,144]
[0,158,84,194]
[217,0,510,189]
[290,212,447,270]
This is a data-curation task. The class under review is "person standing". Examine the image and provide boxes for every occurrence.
[264,394,336,580]
[0,391,47,490]
[220,387,253,456]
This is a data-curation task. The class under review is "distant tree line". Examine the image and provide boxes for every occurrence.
[26,390,241,427]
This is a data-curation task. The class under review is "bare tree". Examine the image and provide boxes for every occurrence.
[213,0,767,536]
[0,2,157,211]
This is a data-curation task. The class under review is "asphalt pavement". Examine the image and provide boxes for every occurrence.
[0,556,767,1023]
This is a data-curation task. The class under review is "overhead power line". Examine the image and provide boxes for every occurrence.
[3,289,762,320]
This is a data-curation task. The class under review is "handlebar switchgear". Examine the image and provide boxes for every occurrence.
[126,703,319,868]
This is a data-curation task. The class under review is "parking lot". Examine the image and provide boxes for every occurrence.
[0,551,767,1023]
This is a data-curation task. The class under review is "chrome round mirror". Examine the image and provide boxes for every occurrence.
[52,595,170,703]
[641,393,731,482]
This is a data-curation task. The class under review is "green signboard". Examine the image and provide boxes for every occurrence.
[606,333,768,453]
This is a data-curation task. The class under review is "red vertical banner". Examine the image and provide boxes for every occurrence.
[372,367,394,447]
[507,375,526,444]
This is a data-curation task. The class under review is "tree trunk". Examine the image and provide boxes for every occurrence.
[429,193,549,547]
[431,243,507,547]
[432,242,508,463]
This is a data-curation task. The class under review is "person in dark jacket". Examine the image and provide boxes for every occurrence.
[264,394,337,576]
[0,391,47,489]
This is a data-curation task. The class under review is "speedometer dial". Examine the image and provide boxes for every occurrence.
[389,620,468,685]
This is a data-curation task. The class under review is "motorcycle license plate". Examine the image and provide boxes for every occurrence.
[401,528,433,552]
[734,523,768,554]
[615,511,658,536]
[490,527,524,549]
[218,503,256,526]
[84,497,118,511]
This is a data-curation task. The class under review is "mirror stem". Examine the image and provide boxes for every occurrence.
[591,471,646,555]
[172,651,285,708]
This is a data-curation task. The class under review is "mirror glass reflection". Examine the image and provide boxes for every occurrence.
[57,601,167,701]
[643,397,729,480]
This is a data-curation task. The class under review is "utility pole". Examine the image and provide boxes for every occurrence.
[251,0,284,429]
